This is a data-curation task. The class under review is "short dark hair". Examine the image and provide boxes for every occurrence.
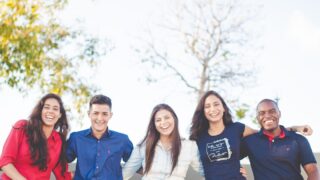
[89,94,112,110]
[256,99,279,111]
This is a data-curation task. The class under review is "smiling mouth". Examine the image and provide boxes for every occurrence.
[44,115,54,121]
[263,119,274,125]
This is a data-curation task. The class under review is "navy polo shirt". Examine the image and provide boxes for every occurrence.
[67,128,133,180]
[241,125,317,180]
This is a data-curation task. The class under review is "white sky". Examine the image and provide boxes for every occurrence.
[1,0,319,155]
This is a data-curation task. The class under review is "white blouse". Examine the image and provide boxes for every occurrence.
[122,139,204,180]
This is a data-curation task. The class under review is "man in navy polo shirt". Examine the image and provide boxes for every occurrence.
[241,99,319,180]
[66,94,133,180]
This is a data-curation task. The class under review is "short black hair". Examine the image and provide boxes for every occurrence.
[89,94,112,109]
[256,99,278,111]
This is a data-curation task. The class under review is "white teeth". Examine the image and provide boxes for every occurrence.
[209,112,219,117]
[264,120,273,124]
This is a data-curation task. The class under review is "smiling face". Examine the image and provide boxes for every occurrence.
[89,104,113,137]
[204,95,225,124]
[41,98,62,128]
[154,109,175,138]
[257,101,281,132]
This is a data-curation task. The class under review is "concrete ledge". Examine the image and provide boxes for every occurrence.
[1,153,319,180]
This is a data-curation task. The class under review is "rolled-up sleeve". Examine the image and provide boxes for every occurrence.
[0,121,25,168]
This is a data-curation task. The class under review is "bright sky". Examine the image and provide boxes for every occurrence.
[1,0,319,155]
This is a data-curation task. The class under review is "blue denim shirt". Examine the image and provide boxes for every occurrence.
[67,128,133,180]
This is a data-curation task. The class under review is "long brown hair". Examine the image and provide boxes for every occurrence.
[26,93,69,175]
[189,90,233,140]
[139,104,181,175]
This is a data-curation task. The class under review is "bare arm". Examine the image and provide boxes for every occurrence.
[242,125,258,138]
[1,163,26,180]
[287,125,313,135]
[243,125,313,138]
[303,163,319,180]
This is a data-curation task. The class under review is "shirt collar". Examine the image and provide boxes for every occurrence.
[259,125,287,142]
[85,127,111,138]
[49,130,60,141]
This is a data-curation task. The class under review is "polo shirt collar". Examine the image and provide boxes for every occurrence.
[259,125,289,142]
[85,127,111,138]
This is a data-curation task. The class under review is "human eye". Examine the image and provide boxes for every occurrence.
[269,109,276,114]
[53,106,60,111]
[258,111,265,116]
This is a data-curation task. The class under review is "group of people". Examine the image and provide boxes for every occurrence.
[0,91,319,180]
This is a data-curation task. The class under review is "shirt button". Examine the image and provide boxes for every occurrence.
[96,166,99,169]
[97,153,100,156]
[97,140,100,143]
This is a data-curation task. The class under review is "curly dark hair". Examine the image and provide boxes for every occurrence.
[26,93,69,175]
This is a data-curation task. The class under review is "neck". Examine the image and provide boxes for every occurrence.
[42,126,54,138]
[159,135,172,150]
[92,128,107,139]
[208,120,225,136]
[264,126,281,137]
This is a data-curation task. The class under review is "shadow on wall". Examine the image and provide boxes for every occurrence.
[0,153,319,180]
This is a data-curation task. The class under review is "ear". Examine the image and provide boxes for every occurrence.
[278,110,281,118]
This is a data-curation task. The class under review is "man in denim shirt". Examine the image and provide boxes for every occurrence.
[67,94,133,180]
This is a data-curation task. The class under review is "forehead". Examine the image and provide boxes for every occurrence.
[90,104,111,112]
[205,95,221,103]
[155,109,171,117]
[257,101,278,111]
[44,98,60,106]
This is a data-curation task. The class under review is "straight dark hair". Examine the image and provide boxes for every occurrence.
[26,93,69,175]
[189,90,233,140]
[139,104,181,175]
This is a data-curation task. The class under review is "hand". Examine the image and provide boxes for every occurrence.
[240,167,247,178]
[297,125,313,136]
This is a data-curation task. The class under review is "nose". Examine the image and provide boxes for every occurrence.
[97,114,104,121]
[160,119,168,126]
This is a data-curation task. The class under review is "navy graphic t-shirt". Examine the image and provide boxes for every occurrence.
[196,122,245,180]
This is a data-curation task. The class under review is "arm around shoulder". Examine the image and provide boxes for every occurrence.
[189,140,204,177]
[66,132,77,163]
[303,163,319,180]
[122,145,144,180]
[122,135,134,162]
[242,125,258,138]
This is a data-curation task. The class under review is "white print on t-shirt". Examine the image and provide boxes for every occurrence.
[206,138,232,162]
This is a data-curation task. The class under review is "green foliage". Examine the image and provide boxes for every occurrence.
[0,0,105,121]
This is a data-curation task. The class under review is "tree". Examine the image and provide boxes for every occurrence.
[135,0,259,118]
[0,0,107,124]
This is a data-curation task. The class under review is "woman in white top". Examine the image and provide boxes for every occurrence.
[122,103,204,180]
